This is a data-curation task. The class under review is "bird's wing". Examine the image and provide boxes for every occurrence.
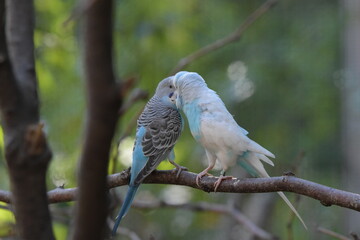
[201,112,275,160]
[133,108,182,185]
[137,97,159,127]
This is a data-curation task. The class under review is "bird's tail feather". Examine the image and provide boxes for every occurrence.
[276,191,307,229]
[112,185,139,236]
[238,153,307,229]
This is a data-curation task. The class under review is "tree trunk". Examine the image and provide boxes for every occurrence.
[71,0,122,239]
[0,0,54,239]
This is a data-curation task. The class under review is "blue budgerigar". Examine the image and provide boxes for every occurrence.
[171,71,306,228]
[112,77,184,236]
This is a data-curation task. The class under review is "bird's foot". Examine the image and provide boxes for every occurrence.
[168,159,188,178]
[173,165,188,178]
[196,171,213,187]
[214,175,233,192]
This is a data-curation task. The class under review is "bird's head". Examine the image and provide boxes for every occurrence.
[155,77,177,108]
[171,71,207,108]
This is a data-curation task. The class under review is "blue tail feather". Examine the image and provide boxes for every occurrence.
[238,160,259,177]
[111,185,139,236]
[237,153,259,177]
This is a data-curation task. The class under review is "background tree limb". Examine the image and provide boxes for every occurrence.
[129,200,276,240]
[170,0,278,74]
[317,226,358,240]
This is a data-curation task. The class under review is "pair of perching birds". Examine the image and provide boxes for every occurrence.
[112,71,307,236]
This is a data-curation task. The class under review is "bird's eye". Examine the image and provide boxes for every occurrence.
[169,85,173,89]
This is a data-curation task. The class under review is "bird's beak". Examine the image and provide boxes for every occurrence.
[170,92,177,103]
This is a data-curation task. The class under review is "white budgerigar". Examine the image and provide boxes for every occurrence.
[171,71,306,229]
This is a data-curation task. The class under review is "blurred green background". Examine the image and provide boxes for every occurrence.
[1,0,359,239]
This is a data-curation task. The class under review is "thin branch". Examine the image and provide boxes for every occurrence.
[132,200,275,240]
[1,170,360,213]
[317,226,352,240]
[170,0,278,74]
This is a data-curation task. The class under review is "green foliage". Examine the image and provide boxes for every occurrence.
[0,205,14,237]
[0,0,345,239]
[34,0,84,188]
[53,222,68,240]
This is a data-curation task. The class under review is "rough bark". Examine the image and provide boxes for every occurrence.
[0,0,54,239]
[71,0,121,239]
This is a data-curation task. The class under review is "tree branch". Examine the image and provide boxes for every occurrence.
[170,0,278,74]
[0,190,11,204]
[71,0,121,239]
[115,170,360,212]
[1,170,359,213]
[317,226,353,240]
[131,200,276,240]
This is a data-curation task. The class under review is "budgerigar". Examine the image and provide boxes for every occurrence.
[171,71,306,229]
[112,77,184,236]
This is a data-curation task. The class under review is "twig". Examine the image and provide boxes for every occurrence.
[317,226,352,240]
[170,0,278,74]
[133,200,275,240]
[1,170,360,213]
